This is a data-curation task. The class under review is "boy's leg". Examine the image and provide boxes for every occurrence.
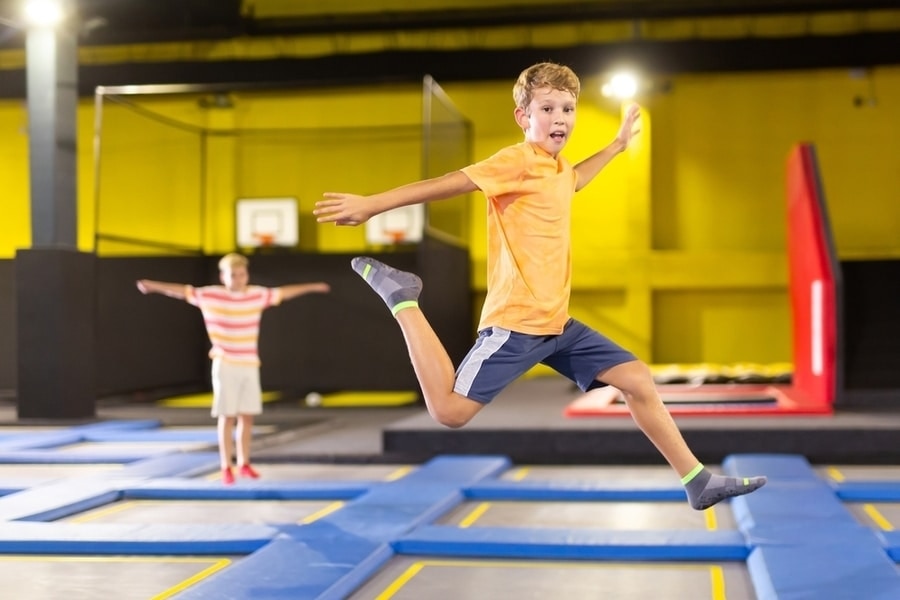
[598,360,766,510]
[236,414,253,467]
[352,257,484,428]
[217,415,235,470]
[211,358,235,476]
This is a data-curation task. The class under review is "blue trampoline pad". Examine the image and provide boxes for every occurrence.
[196,463,414,482]
[56,441,214,454]
[0,464,121,479]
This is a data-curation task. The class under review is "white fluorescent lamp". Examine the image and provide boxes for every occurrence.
[23,0,64,29]
[601,72,639,100]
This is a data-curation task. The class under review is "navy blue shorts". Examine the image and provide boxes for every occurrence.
[453,318,637,404]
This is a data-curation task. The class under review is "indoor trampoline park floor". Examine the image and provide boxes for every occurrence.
[0,384,898,599]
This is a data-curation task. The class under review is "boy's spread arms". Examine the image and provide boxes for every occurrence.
[279,282,331,302]
[136,279,187,300]
[573,103,641,192]
[314,170,478,226]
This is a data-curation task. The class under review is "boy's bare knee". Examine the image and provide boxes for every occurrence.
[435,412,471,429]
[427,394,481,428]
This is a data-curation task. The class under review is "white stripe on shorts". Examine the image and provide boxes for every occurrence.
[453,327,511,397]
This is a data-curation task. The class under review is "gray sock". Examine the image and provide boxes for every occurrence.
[683,465,767,510]
[351,257,422,316]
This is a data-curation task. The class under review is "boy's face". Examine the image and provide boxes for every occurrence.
[515,86,576,157]
[220,265,249,292]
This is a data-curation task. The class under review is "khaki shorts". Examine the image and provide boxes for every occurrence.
[211,358,263,417]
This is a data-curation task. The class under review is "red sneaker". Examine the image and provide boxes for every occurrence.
[221,467,235,485]
[239,464,260,479]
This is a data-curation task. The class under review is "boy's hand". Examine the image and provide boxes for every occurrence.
[615,103,641,150]
[314,193,373,226]
[136,280,150,294]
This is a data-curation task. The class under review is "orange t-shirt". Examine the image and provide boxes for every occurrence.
[461,142,576,335]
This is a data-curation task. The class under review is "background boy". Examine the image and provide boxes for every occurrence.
[137,253,330,484]
[314,62,766,510]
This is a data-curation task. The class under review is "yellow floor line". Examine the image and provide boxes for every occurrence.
[384,466,414,481]
[67,500,138,523]
[315,391,419,408]
[510,467,530,481]
[458,502,491,528]
[152,558,232,600]
[377,560,732,598]
[710,565,726,600]
[827,469,894,530]
[863,504,895,531]
[825,466,845,482]
[704,507,718,531]
[299,501,345,524]
[159,391,282,408]
[374,562,425,600]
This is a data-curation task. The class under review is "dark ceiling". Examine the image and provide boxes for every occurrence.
[0,0,899,97]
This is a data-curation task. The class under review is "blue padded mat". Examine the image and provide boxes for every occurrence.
[724,454,900,600]
[395,525,749,561]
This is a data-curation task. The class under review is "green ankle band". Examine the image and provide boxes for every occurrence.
[391,300,419,315]
[681,463,705,485]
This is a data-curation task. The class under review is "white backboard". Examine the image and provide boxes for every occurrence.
[365,204,424,245]
[236,197,298,247]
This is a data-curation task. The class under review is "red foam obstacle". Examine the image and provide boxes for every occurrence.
[565,383,830,417]
[566,143,838,418]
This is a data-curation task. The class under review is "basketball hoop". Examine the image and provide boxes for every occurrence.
[253,232,276,247]
[384,230,406,244]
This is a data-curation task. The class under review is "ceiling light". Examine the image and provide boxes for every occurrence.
[602,72,639,100]
[23,0,64,29]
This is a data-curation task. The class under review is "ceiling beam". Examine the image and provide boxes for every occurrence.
[246,2,900,37]
[1,31,897,99]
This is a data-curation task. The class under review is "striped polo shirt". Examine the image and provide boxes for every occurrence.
[185,285,282,365]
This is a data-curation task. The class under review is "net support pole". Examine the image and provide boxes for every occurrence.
[16,12,96,419]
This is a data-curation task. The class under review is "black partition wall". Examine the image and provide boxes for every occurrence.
[0,260,14,399]
[839,259,900,408]
[1,236,471,409]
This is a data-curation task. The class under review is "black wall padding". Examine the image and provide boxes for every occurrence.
[2,243,472,402]
[841,260,900,394]
[0,260,16,395]
[250,251,421,394]
[16,249,96,418]
[99,243,471,398]
[96,256,210,397]
[416,237,473,368]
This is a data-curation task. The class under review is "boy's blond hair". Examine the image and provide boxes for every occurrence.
[513,62,581,111]
[218,253,249,271]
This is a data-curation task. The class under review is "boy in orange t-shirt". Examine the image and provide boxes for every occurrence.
[314,62,765,510]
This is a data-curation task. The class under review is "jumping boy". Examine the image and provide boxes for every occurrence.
[313,62,765,510]
[137,253,330,484]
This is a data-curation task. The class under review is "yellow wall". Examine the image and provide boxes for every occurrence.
[650,67,900,256]
[90,85,426,255]
[647,66,900,362]
[0,101,30,253]
[3,66,899,363]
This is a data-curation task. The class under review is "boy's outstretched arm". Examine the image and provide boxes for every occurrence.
[136,279,188,300]
[314,170,477,226]
[573,103,641,192]
[279,282,331,302]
